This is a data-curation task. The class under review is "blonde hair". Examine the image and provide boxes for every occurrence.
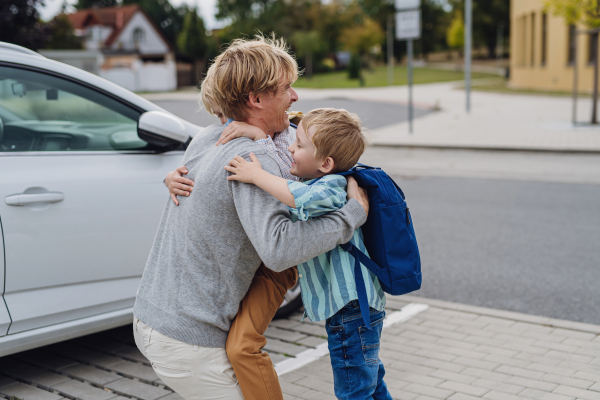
[200,63,218,115]
[302,108,368,172]
[205,34,299,121]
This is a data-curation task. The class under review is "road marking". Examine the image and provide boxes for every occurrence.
[275,302,429,376]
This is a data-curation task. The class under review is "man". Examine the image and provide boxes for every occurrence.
[132,36,369,399]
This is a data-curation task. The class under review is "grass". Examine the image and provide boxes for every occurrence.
[472,78,591,97]
[293,65,497,89]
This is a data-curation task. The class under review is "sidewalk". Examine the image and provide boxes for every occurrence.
[278,295,600,400]
[293,83,600,153]
[0,295,598,400]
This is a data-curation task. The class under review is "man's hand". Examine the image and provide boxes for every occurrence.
[225,153,264,184]
[165,166,194,206]
[346,176,369,217]
[216,121,268,146]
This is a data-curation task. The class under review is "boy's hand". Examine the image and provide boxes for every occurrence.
[165,166,194,206]
[216,121,267,146]
[225,153,264,184]
[347,176,369,217]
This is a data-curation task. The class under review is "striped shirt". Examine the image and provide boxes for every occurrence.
[256,124,298,181]
[287,175,386,322]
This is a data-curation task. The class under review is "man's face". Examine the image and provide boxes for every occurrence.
[259,78,298,134]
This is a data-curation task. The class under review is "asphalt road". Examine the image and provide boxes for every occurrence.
[153,98,432,130]
[151,98,600,325]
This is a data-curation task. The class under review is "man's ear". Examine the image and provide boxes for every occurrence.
[318,157,335,174]
[248,92,264,110]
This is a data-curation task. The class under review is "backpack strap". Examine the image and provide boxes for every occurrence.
[340,241,381,330]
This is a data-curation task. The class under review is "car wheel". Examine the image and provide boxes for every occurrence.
[274,281,303,319]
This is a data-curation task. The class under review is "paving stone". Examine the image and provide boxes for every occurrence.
[495,365,545,380]
[539,373,594,390]
[553,385,600,400]
[515,353,563,367]
[452,356,499,371]
[61,364,121,385]
[112,346,150,364]
[471,378,525,394]
[429,369,477,385]
[506,376,558,392]
[270,319,302,330]
[105,378,171,400]
[283,395,303,400]
[590,382,600,392]
[280,380,311,396]
[0,382,63,400]
[264,338,311,356]
[483,390,528,400]
[16,349,78,371]
[462,367,512,382]
[49,344,122,368]
[290,323,327,337]
[109,360,159,382]
[268,352,289,364]
[8,364,70,387]
[0,376,17,388]
[54,379,116,400]
[265,326,308,343]
[447,393,483,400]
[519,388,575,400]
[293,375,333,393]
[403,382,455,399]
[296,388,337,400]
[437,381,490,397]
[386,385,419,400]
[545,350,595,364]
[296,336,327,348]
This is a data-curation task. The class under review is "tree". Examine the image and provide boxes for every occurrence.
[0,0,49,51]
[291,30,325,78]
[446,12,464,51]
[45,14,84,49]
[177,9,208,84]
[340,17,384,84]
[545,0,600,124]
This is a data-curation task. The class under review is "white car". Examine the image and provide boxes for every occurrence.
[0,42,301,357]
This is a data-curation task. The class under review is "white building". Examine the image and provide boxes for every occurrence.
[41,5,177,92]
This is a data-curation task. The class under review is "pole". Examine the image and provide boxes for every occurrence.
[572,29,578,125]
[388,14,394,86]
[408,39,414,134]
[465,0,472,113]
[497,23,504,67]
[592,26,599,124]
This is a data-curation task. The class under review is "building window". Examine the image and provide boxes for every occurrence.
[588,33,598,64]
[133,28,145,45]
[531,13,536,66]
[541,13,547,66]
[568,24,577,65]
[518,15,527,66]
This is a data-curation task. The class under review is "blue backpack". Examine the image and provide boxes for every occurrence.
[328,164,421,328]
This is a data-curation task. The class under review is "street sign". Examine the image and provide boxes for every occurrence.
[395,0,420,10]
[395,10,421,40]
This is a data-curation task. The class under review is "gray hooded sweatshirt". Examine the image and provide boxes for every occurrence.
[133,124,367,348]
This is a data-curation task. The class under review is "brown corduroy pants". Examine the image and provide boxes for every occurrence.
[226,264,298,400]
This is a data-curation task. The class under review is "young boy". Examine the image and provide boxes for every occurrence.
[223,108,392,400]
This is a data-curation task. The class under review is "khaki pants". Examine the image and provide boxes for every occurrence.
[226,264,297,400]
[133,317,244,400]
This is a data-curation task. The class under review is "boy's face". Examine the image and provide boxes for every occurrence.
[210,102,228,125]
[288,121,327,179]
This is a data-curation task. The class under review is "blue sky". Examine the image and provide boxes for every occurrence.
[38,0,224,30]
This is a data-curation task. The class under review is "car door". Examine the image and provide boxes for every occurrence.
[0,217,11,336]
[0,64,185,334]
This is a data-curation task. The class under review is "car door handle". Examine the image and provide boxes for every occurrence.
[5,192,65,206]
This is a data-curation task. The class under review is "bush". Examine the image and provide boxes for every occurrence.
[348,54,361,80]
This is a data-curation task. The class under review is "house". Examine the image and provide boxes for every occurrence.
[41,5,177,92]
[510,0,599,93]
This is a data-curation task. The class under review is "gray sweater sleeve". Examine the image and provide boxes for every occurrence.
[229,151,367,272]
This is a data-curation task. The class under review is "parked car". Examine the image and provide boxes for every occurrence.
[0,42,301,357]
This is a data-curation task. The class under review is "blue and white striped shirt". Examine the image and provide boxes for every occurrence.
[287,175,386,322]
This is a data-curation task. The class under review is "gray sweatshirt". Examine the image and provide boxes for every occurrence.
[133,124,367,348]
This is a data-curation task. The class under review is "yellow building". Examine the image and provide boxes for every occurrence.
[510,0,599,93]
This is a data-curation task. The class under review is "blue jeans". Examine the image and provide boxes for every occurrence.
[325,301,393,400]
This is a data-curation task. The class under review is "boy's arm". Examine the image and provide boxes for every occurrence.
[228,151,367,272]
[286,176,347,221]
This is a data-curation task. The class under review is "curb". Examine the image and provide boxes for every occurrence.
[370,143,600,155]
[399,294,600,335]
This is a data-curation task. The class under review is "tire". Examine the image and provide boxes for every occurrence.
[274,281,303,319]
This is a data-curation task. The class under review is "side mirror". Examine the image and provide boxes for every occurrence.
[138,111,190,148]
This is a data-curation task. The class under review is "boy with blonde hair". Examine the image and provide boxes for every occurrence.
[225,108,392,400]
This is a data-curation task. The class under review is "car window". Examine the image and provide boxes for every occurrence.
[0,65,148,152]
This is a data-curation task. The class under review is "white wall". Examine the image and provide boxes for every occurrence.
[100,56,177,92]
[110,12,169,55]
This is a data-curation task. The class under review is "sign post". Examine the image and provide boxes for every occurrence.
[465,0,472,113]
[395,0,421,134]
